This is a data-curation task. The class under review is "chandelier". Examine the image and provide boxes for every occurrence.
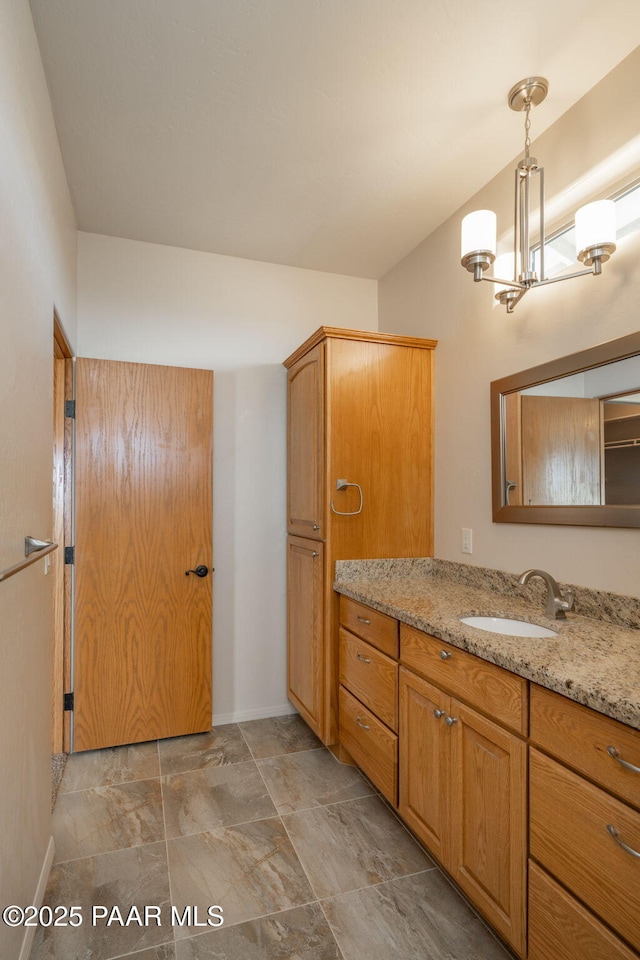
[460,77,617,313]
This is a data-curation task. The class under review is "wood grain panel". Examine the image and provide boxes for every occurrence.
[398,667,451,865]
[521,395,601,506]
[530,748,640,951]
[528,861,638,960]
[450,700,527,956]
[326,338,434,561]
[74,359,213,751]
[339,595,398,658]
[287,536,324,734]
[287,344,324,539]
[339,628,398,730]
[530,684,640,810]
[400,625,528,735]
[339,685,397,804]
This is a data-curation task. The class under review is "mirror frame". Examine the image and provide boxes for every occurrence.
[491,330,640,527]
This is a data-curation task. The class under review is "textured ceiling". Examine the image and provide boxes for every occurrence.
[30,0,640,278]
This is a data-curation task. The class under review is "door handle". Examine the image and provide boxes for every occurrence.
[185,565,209,578]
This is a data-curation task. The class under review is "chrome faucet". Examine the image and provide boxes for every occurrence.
[518,569,574,620]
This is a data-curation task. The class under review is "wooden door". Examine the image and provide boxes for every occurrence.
[398,668,451,865]
[287,344,325,539]
[449,700,527,956]
[521,396,601,505]
[73,358,213,751]
[286,535,324,735]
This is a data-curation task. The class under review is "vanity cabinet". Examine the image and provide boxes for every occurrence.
[399,625,527,957]
[284,327,436,743]
[529,684,640,959]
[337,596,399,803]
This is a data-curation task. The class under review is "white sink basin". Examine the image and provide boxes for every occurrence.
[460,616,558,638]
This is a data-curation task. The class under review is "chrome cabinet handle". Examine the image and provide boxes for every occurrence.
[607,824,640,859]
[312,524,320,530]
[433,709,446,719]
[356,652,371,664]
[440,650,452,661]
[331,479,364,516]
[445,716,458,727]
[357,615,371,625]
[312,551,319,558]
[355,715,370,731]
[607,746,640,775]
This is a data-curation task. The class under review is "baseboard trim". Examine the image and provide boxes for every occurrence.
[213,703,297,726]
[19,836,55,960]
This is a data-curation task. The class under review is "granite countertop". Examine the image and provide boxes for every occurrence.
[333,559,640,731]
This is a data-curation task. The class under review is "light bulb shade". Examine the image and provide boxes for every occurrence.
[575,200,616,260]
[461,210,497,258]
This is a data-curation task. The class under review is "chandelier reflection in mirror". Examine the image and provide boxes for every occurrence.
[460,77,617,313]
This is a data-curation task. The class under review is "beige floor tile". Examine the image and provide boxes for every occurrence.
[239,715,321,759]
[174,903,341,959]
[120,945,177,960]
[29,842,171,960]
[282,795,434,899]
[257,748,374,814]
[323,870,512,960]
[159,726,251,776]
[59,741,159,793]
[53,778,165,862]
[167,818,314,936]
[162,761,277,838]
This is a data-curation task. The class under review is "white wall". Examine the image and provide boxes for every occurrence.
[379,48,640,596]
[0,2,77,957]
[77,232,378,722]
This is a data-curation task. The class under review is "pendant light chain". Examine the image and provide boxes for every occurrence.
[523,97,532,160]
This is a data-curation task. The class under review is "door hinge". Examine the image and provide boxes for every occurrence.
[64,546,75,565]
[63,692,74,712]
[64,399,76,418]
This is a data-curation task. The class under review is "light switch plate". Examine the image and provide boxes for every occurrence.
[461,528,473,554]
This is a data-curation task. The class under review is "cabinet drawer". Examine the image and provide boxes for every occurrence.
[339,628,398,731]
[339,685,397,805]
[339,596,398,658]
[529,860,638,960]
[530,748,640,952]
[530,684,640,810]
[400,625,528,735]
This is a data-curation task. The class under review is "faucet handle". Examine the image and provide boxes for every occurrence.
[559,589,575,613]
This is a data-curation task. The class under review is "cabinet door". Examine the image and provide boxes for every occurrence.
[287,344,324,539]
[398,668,451,865]
[449,700,527,957]
[287,536,324,735]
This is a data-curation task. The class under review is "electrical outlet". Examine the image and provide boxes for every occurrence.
[461,528,473,554]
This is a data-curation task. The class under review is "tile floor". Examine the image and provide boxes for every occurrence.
[31,714,513,960]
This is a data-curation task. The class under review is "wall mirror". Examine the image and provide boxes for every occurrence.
[491,331,640,527]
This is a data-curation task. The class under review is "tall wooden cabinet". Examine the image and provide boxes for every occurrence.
[284,327,436,744]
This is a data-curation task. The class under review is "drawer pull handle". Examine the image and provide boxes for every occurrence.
[312,551,319,558]
[445,715,458,727]
[355,715,370,731]
[440,650,452,660]
[356,652,372,664]
[312,524,319,530]
[357,616,371,625]
[607,824,640,860]
[433,709,446,719]
[607,746,640,775]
